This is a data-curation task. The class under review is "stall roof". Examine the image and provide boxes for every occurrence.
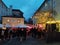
[16,24,28,28]
[46,21,56,24]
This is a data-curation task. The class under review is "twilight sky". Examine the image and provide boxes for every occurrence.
[2,0,44,20]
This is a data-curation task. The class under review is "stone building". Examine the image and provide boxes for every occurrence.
[0,0,24,26]
[0,0,12,23]
[2,17,24,27]
[2,9,24,26]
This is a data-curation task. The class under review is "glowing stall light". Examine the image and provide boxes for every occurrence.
[39,24,43,28]
[38,24,44,30]
[46,21,56,24]
[39,25,43,27]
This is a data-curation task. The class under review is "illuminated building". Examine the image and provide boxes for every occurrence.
[0,0,12,23]
[32,0,54,24]
[2,9,24,27]
[32,0,56,29]
[32,0,60,32]
[0,0,24,27]
[2,17,24,27]
[53,0,60,32]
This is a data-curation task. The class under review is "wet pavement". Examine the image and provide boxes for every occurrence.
[0,36,60,45]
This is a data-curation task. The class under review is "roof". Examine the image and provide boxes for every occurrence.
[12,9,23,14]
[2,0,8,9]
[32,0,53,18]
[2,16,24,18]
[35,0,46,14]
[32,0,45,17]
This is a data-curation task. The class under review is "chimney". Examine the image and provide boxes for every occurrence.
[9,5,13,15]
[10,5,12,8]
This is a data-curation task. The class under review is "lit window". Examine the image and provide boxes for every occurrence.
[45,3,47,7]
[18,20,20,23]
[7,19,10,22]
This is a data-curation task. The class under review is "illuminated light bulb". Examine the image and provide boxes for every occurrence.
[18,20,20,23]
[7,19,10,22]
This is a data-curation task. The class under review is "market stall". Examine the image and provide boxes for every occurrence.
[45,20,60,42]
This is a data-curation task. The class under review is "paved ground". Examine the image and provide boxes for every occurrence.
[0,36,60,45]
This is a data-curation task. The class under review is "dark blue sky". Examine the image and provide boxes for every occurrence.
[2,0,44,20]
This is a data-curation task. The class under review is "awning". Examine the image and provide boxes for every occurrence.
[46,21,56,24]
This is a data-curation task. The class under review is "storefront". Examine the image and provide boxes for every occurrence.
[46,21,60,32]
[45,20,60,42]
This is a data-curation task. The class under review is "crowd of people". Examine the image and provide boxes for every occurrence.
[30,27,46,39]
[0,26,46,42]
[0,28,27,41]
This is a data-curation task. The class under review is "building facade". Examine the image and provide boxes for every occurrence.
[2,17,24,27]
[54,0,60,20]
[32,0,55,25]
[53,0,60,32]
[32,0,60,32]
[0,0,24,26]
[2,9,24,26]
[32,0,56,29]
[0,0,12,23]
